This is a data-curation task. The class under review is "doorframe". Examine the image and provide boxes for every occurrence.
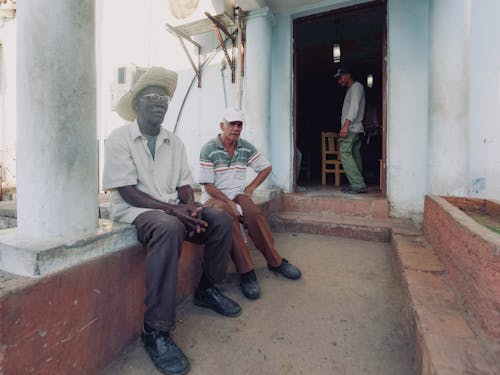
[292,0,388,194]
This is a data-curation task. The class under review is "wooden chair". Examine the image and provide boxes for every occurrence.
[321,131,344,186]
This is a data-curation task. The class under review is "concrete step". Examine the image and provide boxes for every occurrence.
[279,193,389,218]
[392,233,500,375]
[270,211,418,242]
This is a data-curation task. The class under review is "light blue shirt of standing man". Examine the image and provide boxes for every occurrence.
[341,81,365,133]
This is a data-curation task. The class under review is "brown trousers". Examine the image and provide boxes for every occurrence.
[133,207,232,332]
[205,194,282,274]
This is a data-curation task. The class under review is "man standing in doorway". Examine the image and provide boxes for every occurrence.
[334,67,367,194]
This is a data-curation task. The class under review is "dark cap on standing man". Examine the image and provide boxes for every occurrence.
[334,67,351,78]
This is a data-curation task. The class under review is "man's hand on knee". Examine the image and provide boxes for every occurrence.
[168,204,208,237]
[227,200,242,219]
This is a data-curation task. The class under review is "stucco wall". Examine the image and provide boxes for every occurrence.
[269,12,293,191]
[469,0,500,200]
[386,0,429,219]
[0,18,17,186]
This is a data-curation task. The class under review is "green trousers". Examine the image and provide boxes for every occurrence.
[339,132,366,189]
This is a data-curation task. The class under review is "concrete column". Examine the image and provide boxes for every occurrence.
[17,0,98,239]
[427,0,470,195]
[244,7,273,165]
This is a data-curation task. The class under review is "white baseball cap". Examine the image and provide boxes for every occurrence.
[222,108,244,123]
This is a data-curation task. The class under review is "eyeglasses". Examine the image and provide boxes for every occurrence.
[140,93,171,105]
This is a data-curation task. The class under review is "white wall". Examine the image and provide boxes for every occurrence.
[0,17,16,186]
[427,0,470,197]
[386,0,429,219]
[469,0,500,200]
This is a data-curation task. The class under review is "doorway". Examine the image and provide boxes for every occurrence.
[293,1,386,193]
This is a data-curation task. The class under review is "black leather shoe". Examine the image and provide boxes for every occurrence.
[240,271,261,300]
[341,184,352,193]
[194,285,242,317]
[344,186,367,194]
[142,327,190,375]
[268,258,302,280]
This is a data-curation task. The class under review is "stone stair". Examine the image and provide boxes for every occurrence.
[271,211,418,242]
[269,193,418,242]
[392,233,499,375]
[268,192,500,375]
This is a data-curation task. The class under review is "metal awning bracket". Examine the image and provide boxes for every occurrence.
[166,23,202,87]
[205,12,236,83]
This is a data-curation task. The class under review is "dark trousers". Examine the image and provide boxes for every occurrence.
[205,194,282,274]
[133,207,232,332]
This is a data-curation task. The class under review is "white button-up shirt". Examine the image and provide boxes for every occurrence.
[341,81,366,133]
[103,120,194,223]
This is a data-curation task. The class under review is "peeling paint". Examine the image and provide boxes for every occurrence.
[78,318,98,332]
[60,336,73,344]
[471,177,486,194]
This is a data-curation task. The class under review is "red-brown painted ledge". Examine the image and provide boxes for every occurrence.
[423,195,500,340]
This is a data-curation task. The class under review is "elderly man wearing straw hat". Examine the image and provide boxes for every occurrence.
[103,67,241,375]
[199,108,302,301]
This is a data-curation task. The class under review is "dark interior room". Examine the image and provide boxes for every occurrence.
[293,2,385,188]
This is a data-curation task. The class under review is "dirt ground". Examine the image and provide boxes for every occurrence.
[461,207,500,235]
[102,233,415,375]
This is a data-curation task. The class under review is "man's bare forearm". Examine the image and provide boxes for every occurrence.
[118,185,207,234]
[177,185,196,205]
[246,166,272,193]
[117,185,177,214]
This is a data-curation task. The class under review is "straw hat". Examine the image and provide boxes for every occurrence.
[115,67,178,121]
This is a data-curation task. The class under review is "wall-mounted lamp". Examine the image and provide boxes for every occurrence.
[333,43,341,63]
[367,74,374,88]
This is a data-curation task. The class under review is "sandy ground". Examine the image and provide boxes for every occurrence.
[102,233,415,375]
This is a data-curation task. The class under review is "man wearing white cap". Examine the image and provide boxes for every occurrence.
[199,108,302,300]
[103,67,241,375]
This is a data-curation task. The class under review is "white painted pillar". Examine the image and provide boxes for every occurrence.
[17,0,98,239]
[427,0,470,195]
[244,7,273,164]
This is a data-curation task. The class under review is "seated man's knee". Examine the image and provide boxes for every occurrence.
[243,205,264,225]
[155,214,185,239]
[248,211,264,225]
[204,206,233,228]
[215,201,239,222]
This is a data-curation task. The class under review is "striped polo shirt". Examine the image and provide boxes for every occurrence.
[199,135,271,203]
